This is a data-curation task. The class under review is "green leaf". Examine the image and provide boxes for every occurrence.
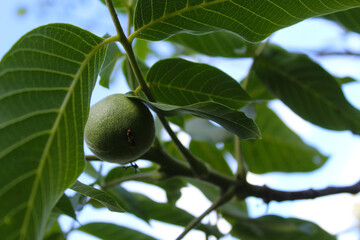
[337,76,357,85]
[43,219,65,240]
[189,140,233,176]
[242,72,275,100]
[241,104,328,173]
[134,39,152,60]
[145,100,261,139]
[147,58,250,109]
[83,161,99,179]
[231,215,336,240]
[99,39,123,88]
[106,185,149,222]
[99,0,129,11]
[122,58,149,90]
[53,194,77,221]
[168,31,248,58]
[133,0,360,42]
[134,193,223,238]
[185,117,233,143]
[254,47,360,134]
[0,23,106,240]
[77,222,157,240]
[70,181,125,213]
[324,7,360,33]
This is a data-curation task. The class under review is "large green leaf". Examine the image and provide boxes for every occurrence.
[169,31,248,58]
[147,58,250,109]
[231,215,335,240]
[0,24,106,240]
[324,7,360,33]
[77,222,157,240]
[254,47,360,134]
[241,104,328,173]
[143,100,261,139]
[132,0,360,42]
[70,181,125,213]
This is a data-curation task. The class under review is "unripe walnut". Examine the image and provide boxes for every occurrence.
[84,94,155,164]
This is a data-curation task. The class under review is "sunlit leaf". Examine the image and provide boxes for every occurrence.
[0,23,106,239]
[70,181,125,213]
[254,47,360,134]
[147,58,250,110]
[133,0,360,42]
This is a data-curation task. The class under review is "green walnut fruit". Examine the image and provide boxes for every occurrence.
[84,94,155,164]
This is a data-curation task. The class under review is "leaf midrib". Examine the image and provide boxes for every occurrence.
[19,36,117,239]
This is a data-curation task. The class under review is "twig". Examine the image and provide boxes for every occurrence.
[176,186,236,240]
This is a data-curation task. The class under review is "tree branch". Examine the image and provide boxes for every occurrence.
[245,180,360,203]
[316,50,360,57]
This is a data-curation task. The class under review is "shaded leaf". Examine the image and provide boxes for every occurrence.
[83,161,99,179]
[241,104,328,173]
[337,76,357,85]
[134,193,223,238]
[99,39,123,88]
[53,194,77,221]
[70,181,125,212]
[133,0,360,42]
[324,7,360,33]
[185,117,232,143]
[169,31,248,58]
[43,219,65,240]
[122,58,149,90]
[77,222,157,240]
[106,185,149,222]
[147,58,250,110]
[242,72,275,100]
[189,140,233,176]
[231,215,335,240]
[145,100,261,139]
[254,47,360,134]
[0,24,106,239]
